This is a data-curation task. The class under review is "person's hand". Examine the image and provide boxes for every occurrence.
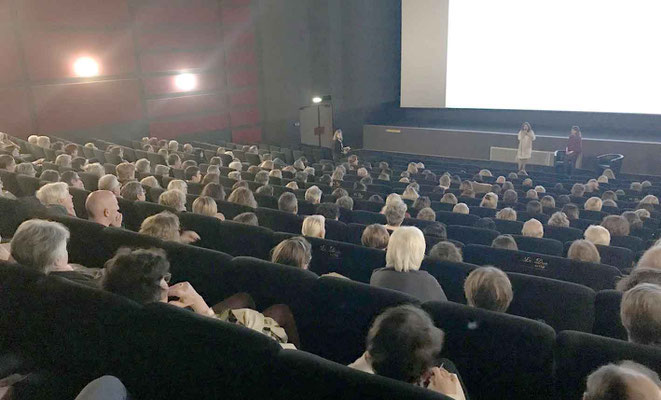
[215,213,225,221]
[180,230,200,243]
[111,212,123,227]
[427,367,464,400]
[167,282,213,316]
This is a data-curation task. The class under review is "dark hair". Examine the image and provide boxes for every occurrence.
[562,204,580,220]
[474,217,496,231]
[526,200,542,215]
[0,154,15,169]
[184,166,200,180]
[319,174,332,185]
[423,222,447,239]
[557,195,572,207]
[367,305,444,383]
[201,183,225,200]
[413,196,431,211]
[167,154,181,167]
[60,171,79,186]
[40,169,60,182]
[316,203,340,220]
[255,185,274,197]
[233,212,258,226]
[72,157,87,171]
[101,248,170,304]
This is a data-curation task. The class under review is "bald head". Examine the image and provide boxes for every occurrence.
[86,190,122,227]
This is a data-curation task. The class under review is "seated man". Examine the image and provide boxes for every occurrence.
[584,361,661,400]
[86,190,123,227]
[278,192,298,214]
[620,283,661,346]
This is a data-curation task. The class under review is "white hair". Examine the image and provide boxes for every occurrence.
[453,203,469,214]
[640,195,659,205]
[10,219,69,273]
[159,189,186,212]
[55,154,72,168]
[302,215,325,238]
[36,182,69,206]
[386,226,426,272]
[620,283,661,345]
[584,225,611,246]
[168,140,179,152]
[84,163,105,178]
[229,161,242,171]
[98,174,120,192]
[167,179,188,195]
[304,185,322,204]
[135,158,150,173]
[584,197,603,212]
[496,207,517,221]
[522,218,544,238]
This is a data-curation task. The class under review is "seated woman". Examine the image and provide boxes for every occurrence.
[371,226,447,302]
[35,182,76,216]
[349,305,466,400]
[139,211,200,244]
[158,189,186,212]
[301,215,325,238]
[495,207,517,221]
[101,247,299,348]
[361,224,390,249]
[227,187,258,208]
[567,240,601,263]
[429,241,463,263]
[192,196,225,220]
[271,236,312,270]
[464,266,513,312]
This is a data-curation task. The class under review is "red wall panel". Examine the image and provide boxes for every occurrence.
[147,94,225,119]
[19,0,130,27]
[137,26,221,51]
[142,73,225,96]
[134,3,220,27]
[32,79,143,133]
[221,6,252,26]
[0,28,23,86]
[140,50,223,73]
[0,88,33,136]
[229,88,258,107]
[230,108,260,127]
[22,29,136,81]
[149,113,229,139]
[0,0,11,24]
[227,68,258,88]
[225,48,256,69]
[232,127,262,144]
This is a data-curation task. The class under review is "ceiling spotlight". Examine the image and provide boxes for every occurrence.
[174,73,198,91]
[312,96,322,104]
[73,57,100,77]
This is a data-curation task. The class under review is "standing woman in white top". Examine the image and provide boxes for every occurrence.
[516,122,536,173]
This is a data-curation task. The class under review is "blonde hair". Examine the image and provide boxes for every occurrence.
[55,154,72,168]
[139,211,180,242]
[227,187,257,208]
[271,236,312,269]
[602,168,615,179]
[385,226,425,272]
[135,158,150,173]
[480,192,498,209]
[167,179,188,195]
[36,182,69,206]
[584,197,603,212]
[620,283,661,345]
[464,266,513,312]
[159,189,186,212]
[140,176,160,188]
[304,185,322,204]
[597,175,608,184]
[526,189,538,200]
[440,193,457,205]
[361,224,390,249]
[548,212,570,228]
[584,225,611,246]
[285,181,299,190]
[640,195,659,205]
[402,186,419,201]
[302,215,325,238]
[568,240,601,263]
[453,203,469,214]
[115,162,136,182]
[192,196,218,217]
[522,219,543,238]
[36,136,51,148]
[496,207,517,221]
[637,246,661,270]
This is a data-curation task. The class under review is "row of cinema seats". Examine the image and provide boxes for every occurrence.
[2,249,659,400]
[0,195,626,336]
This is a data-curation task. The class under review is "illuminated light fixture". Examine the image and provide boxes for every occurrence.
[174,73,198,91]
[312,96,322,104]
[73,57,100,77]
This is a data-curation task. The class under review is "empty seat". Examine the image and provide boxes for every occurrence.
[133,201,176,225]
[69,187,90,219]
[256,207,304,234]
[78,172,99,192]
[543,225,584,243]
[507,273,595,332]
[420,258,474,303]
[470,207,496,218]
[324,219,348,242]
[0,170,20,197]
[610,235,644,253]
[593,289,627,340]
[16,175,41,197]
[463,244,621,291]
[422,301,555,400]
[436,211,479,227]
[0,197,21,238]
[493,219,524,235]
[447,225,499,246]
[595,244,634,272]
[349,210,386,225]
[554,331,661,400]
[516,211,549,224]
[511,235,563,256]
[216,200,256,220]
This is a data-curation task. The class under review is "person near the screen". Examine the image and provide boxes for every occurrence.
[516,122,536,172]
[332,129,351,161]
[565,126,583,175]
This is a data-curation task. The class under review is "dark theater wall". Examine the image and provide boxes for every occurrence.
[0,0,262,144]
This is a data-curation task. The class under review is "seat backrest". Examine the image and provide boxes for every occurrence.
[436,211,479,227]
[274,349,451,400]
[511,235,563,256]
[78,172,99,191]
[324,218,348,242]
[302,277,419,364]
[0,170,20,196]
[554,331,661,400]
[350,209,386,225]
[255,193,279,209]
[463,244,621,291]
[493,219,524,235]
[133,200,176,225]
[69,187,90,219]
[447,225,499,246]
[420,258,474,303]
[470,206,497,218]
[46,214,110,268]
[303,236,386,283]
[543,225,584,243]
[516,211,550,224]
[216,200,256,219]
[422,301,555,400]
[256,207,304,234]
[579,209,607,221]
[507,272,595,332]
[0,197,21,238]
[15,174,41,197]
[593,289,627,340]
[610,235,644,253]
[595,244,634,272]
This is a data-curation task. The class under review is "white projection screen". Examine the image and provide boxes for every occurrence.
[403,0,661,114]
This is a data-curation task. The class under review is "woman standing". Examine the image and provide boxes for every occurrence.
[565,126,583,175]
[332,129,350,162]
[516,122,535,172]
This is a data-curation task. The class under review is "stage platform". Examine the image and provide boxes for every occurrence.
[363,124,661,176]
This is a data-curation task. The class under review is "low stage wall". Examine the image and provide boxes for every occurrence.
[363,124,661,176]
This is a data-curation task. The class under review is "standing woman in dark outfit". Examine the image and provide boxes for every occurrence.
[565,126,583,175]
[332,129,351,162]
